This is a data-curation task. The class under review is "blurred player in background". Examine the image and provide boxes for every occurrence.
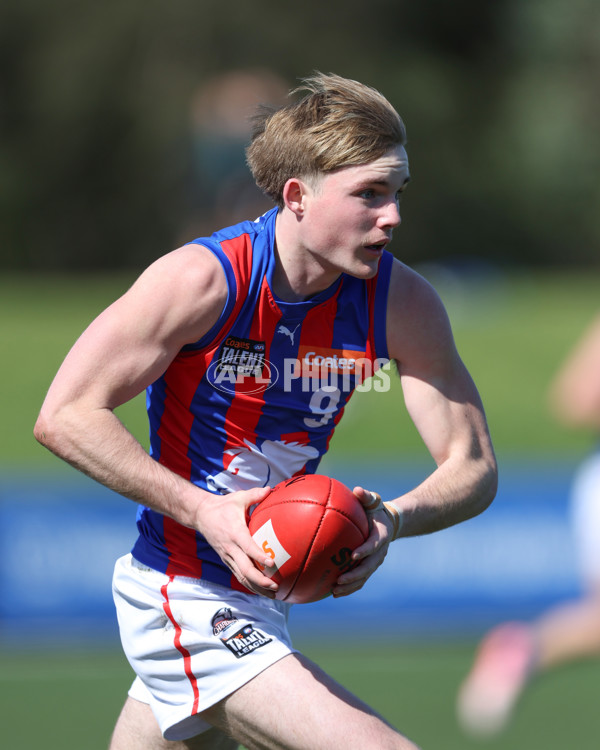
[457,312,600,737]
[35,72,497,750]
[185,69,288,238]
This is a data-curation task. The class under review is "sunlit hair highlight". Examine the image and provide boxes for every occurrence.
[246,72,407,207]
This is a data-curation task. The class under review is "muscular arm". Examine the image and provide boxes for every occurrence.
[34,245,276,593]
[386,261,497,536]
[333,261,497,597]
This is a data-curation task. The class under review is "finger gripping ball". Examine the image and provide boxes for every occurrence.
[248,474,369,603]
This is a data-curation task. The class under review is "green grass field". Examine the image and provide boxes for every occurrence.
[2,268,599,469]
[1,269,599,748]
[2,642,599,749]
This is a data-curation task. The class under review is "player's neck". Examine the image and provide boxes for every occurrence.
[273,212,340,302]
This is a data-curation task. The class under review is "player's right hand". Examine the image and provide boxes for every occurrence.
[193,486,280,598]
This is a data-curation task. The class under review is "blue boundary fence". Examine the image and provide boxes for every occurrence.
[0,459,582,644]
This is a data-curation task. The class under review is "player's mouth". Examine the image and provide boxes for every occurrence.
[364,240,388,254]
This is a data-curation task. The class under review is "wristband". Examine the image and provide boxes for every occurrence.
[364,491,403,541]
[383,501,403,541]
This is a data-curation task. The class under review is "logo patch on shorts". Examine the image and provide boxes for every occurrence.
[220,623,273,659]
[211,607,238,636]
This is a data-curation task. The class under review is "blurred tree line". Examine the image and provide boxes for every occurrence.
[1,0,599,271]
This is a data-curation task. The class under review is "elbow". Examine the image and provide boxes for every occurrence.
[33,406,64,455]
[33,410,53,450]
[477,455,499,515]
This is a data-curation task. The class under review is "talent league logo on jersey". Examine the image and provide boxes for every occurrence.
[207,336,278,395]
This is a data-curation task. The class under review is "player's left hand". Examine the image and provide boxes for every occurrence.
[331,486,397,598]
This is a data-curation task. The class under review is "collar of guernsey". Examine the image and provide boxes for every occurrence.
[131,207,394,588]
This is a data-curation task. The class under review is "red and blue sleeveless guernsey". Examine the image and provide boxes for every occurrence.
[131,207,393,589]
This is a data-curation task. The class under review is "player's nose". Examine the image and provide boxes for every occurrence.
[379,198,401,229]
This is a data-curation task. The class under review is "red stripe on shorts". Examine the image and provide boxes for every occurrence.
[160,577,200,716]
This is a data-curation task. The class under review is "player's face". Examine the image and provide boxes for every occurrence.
[300,145,410,279]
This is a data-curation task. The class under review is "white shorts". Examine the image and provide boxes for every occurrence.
[112,554,296,741]
[571,451,600,588]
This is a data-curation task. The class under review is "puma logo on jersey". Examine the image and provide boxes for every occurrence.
[277,324,300,346]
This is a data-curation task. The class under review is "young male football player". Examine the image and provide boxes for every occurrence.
[35,72,497,750]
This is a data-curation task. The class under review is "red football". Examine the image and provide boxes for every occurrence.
[248,474,369,604]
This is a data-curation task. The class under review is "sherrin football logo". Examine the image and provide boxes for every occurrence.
[250,519,291,577]
[330,547,355,574]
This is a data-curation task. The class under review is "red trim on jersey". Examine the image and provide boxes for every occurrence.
[196,233,254,363]
[157,233,258,576]
[156,357,198,481]
[169,231,254,402]
[297,289,338,352]
[230,574,254,594]
[297,290,340,453]
[161,577,200,715]
[364,275,378,372]
[221,233,253,292]
[323,275,378,450]
[220,275,281,453]
[280,430,311,445]
[163,517,203,577]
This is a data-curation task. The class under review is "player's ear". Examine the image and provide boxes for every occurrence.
[282,178,309,216]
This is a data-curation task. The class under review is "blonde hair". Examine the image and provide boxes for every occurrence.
[246,72,406,207]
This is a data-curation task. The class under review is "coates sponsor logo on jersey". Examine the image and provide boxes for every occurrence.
[295,345,367,377]
[220,623,273,659]
[207,336,278,395]
[211,607,238,636]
